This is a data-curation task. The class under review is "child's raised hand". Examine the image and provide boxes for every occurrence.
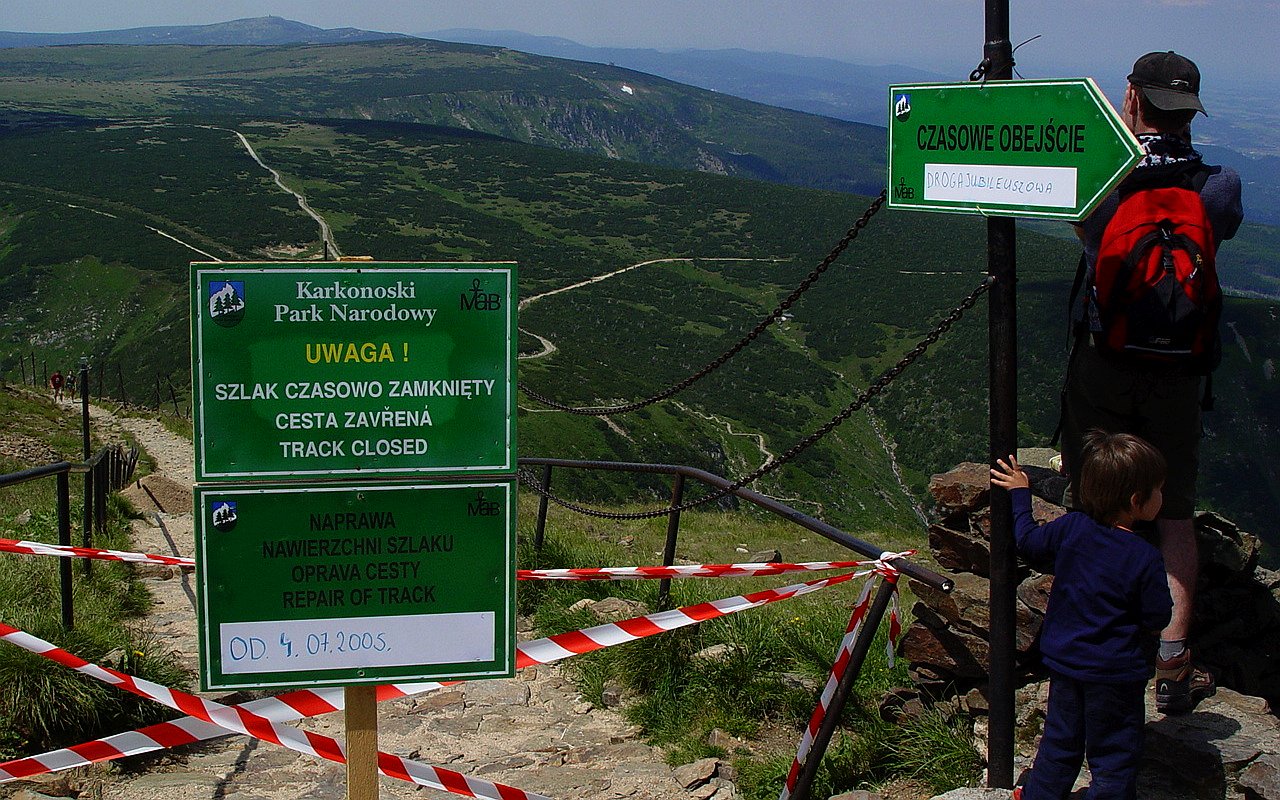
[990,455,1030,491]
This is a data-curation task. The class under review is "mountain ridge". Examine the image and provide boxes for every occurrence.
[0,16,410,48]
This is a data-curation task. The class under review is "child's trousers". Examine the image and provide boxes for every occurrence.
[1022,671,1146,800]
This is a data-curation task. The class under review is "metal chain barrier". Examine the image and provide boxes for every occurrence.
[518,275,994,519]
[518,189,888,415]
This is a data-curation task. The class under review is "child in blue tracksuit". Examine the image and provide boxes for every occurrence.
[991,431,1174,800]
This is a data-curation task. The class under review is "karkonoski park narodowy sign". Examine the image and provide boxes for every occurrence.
[191,262,516,481]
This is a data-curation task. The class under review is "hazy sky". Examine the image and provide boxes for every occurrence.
[3,1,1277,86]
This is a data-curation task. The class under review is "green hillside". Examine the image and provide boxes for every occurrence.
[1,113,1275,559]
[0,40,884,197]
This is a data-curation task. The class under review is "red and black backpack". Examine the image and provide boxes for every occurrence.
[1080,162,1222,373]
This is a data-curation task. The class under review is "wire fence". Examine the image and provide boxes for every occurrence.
[12,352,189,418]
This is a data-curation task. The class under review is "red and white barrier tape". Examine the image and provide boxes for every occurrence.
[1,538,872,582]
[0,622,548,800]
[517,561,865,581]
[778,555,906,800]
[0,558,907,783]
[0,538,194,568]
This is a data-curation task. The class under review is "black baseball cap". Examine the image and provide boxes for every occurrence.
[1128,51,1206,115]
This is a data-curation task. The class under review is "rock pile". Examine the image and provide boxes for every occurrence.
[903,461,1280,706]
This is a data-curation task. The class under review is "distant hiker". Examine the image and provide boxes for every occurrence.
[993,433,1173,800]
[49,369,63,402]
[1061,51,1242,714]
[65,370,78,401]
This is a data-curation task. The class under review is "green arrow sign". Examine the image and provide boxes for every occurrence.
[191,262,516,481]
[887,78,1142,221]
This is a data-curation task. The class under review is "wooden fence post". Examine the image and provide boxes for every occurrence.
[167,375,182,415]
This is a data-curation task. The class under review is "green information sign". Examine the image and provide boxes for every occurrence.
[887,78,1142,221]
[195,480,516,690]
[191,262,516,481]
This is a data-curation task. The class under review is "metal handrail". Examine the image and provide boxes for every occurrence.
[0,461,74,487]
[1,447,140,629]
[519,456,952,591]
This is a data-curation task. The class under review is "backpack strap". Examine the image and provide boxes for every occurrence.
[1052,253,1092,447]
[1117,159,1206,195]
[1065,251,1088,346]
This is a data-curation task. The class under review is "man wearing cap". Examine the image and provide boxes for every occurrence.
[1063,51,1243,715]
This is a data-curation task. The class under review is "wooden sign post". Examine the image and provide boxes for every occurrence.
[346,685,378,800]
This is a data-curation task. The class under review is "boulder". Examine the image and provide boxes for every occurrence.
[899,621,989,679]
[589,597,649,621]
[929,522,991,577]
[672,757,719,789]
[929,463,991,513]
[1239,753,1280,799]
[1015,573,1053,616]
[1197,511,1260,580]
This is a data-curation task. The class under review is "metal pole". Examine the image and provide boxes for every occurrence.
[657,473,685,609]
[983,0,1018,789]
[533,464,553,551]
[81,359,93,577]
[788,576,900,800]
[57,471,73,630]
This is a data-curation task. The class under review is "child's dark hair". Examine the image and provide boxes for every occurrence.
[1078,430,1167,524]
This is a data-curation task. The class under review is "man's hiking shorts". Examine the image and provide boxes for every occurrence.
[1062,342,1202,520]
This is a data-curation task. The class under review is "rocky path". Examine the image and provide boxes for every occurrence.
[36,409,717,800]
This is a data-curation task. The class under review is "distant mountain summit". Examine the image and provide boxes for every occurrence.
[0,16,410,48]
[422,28,945,128]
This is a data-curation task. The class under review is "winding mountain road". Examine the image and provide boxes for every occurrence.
[228,128,341,258]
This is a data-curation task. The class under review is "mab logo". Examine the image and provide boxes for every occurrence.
[468,491,501,517]
[460,279,502,311]
[892,178,916,200]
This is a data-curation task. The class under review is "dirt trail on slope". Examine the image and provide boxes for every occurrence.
[35,408,703,800]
